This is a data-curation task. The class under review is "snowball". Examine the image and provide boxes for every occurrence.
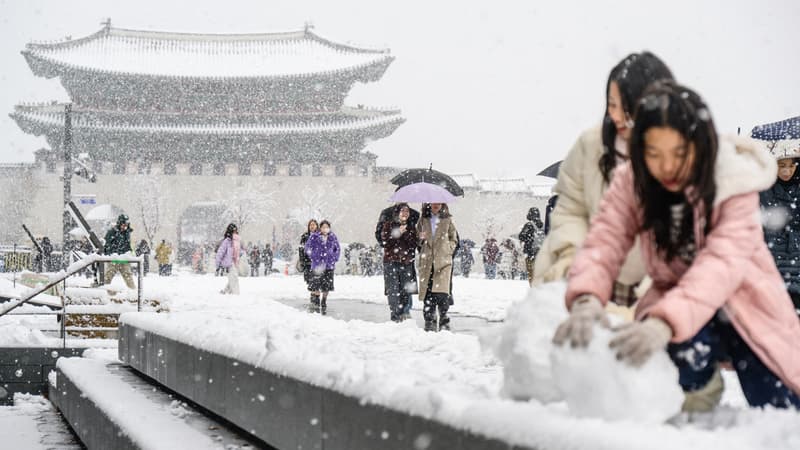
[482,282,568,403]
[550,326,683,423]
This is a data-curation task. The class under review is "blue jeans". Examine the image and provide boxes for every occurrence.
[485,263,496,279]
[667,314,800,409]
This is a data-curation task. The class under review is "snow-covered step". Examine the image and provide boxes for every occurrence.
[119,315,517,450]
[49,357,261,449]
[0,394,81,449]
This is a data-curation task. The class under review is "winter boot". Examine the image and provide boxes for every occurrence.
[439,316,451,331]
[320,297,327,314]
[424,321,437,332]
[310,294,320,305]
[682,365,724,413]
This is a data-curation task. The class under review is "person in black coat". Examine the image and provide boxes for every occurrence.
[40,236,53,272]
[760,157,800,311]
[135,239,151,275]
[376,204,420,316]
[544,195,558,235]
[262,244,273,275]
[299,220,319,302]
[519,207,545,285]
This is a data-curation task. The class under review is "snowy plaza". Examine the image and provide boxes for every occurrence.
[2,0,800,449]
[3,271,800,449]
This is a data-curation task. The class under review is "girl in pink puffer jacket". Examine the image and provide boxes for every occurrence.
[555,81,800,410]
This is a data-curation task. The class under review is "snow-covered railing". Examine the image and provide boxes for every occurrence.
[0,254,143,320]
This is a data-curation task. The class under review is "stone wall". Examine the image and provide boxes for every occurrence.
[0,164,548,252]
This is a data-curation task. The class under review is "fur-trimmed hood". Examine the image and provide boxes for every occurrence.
[713,135,777,206]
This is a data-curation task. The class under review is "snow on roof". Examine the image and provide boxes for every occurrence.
[528,175,557,197]
[11,103,405,136]
[478,177,530,193]
[450,173,479,189]
[447,174,554,196]
[23,25,394,79]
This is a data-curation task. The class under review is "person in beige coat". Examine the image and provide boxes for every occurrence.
[417,203,459,332]
[534,51,674,308]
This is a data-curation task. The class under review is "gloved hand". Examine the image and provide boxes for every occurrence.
[609,317,673,367]
[552,294,610,347]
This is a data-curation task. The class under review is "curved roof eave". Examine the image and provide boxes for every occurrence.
[22,51,394,83]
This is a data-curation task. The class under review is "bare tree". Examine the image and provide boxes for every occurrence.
[224,187,276,233]
[473,200,515,240]
[288,184,345,227]
[135,177,161,246]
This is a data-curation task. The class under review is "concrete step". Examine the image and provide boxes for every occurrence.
[50,357,263,450]
[119,321,521,450]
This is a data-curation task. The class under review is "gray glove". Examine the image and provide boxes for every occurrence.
[609,317,673,367]
[552,294,610,347]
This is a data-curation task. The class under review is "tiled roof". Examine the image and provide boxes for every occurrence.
[23,25,393,79]
[11,103,405,136]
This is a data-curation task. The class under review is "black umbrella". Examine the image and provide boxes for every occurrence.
[390,167,464,197]
[537,161,562,179]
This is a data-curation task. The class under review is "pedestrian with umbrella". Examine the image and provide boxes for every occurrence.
[380,203,419,322]
[416,202,459,332]
[754,116,800,312]
[389,172,463,322]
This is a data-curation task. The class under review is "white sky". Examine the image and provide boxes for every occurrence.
[0,0,798,182]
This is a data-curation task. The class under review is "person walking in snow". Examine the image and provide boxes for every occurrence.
[534,51,675,309]
[155,239,170,276]
[458,240,475,278]
[380,203,419,322]
[215,223,241,295]
[299,220,318,300]
[555,81,800,411]
[103,214,136,289]
[417,203,458,332]
[481,238,500,280]
[135,239,151,275]
[498,238,520,280]
[304,220,340,312]
[262,244,273,275]
[40,236,53,272]
[519,207,545,284]
[249,243,261,277]
[755,116,800,313]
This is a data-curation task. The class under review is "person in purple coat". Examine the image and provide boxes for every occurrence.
[304,220,341,312]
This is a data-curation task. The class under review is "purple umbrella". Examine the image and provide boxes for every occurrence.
[389,182,458,203]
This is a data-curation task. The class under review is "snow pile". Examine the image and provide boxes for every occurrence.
[485,281,682,423]
[481,281,568,402]
[551,326,683,423]
[0,323,48,346]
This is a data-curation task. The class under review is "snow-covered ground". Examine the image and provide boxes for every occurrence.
[3,269,800,449]
[0,394,80,449]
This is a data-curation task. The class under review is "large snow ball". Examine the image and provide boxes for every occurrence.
[483,281,569,403]
[550,326,684,423]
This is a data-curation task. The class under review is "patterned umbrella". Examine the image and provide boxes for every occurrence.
[389,182,458,203]
[751,116,800,159]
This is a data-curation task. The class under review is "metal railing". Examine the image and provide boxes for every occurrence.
[0,255,143,347]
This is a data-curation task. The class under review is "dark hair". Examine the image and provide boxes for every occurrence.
[421,203,451,218]
[629,80,717,261]
[393,203,411,221]
[600,52,675,183]
[307,219,319,234]
[224,223,238,239]
[319,220,331,229]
